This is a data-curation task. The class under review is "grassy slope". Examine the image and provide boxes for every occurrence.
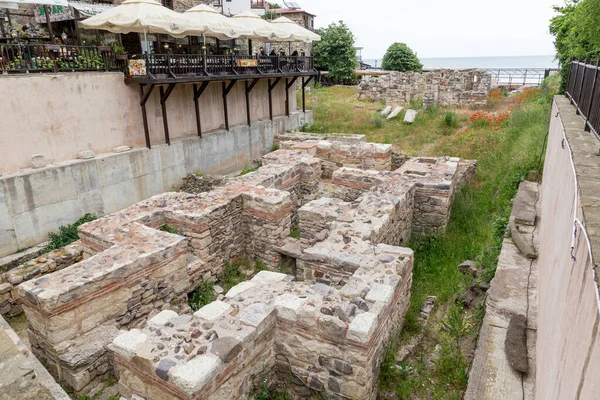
[301,80,558,399]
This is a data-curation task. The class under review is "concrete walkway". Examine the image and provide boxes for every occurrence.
[465,181,539,399]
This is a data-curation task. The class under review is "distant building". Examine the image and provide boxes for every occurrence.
[208,0,268,16]
[275,7,315,31]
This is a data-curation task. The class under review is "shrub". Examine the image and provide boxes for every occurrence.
[220,254,247,292]
[442,111,459,129]
[46,214,97,251]
[372,112,384,128]
[160,224,178,234]
[381,42,423,72]
[188,280,215,311]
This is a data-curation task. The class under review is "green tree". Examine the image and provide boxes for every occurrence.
[312,21,358,84]
[550,0,600,91]
[381,42,423,73]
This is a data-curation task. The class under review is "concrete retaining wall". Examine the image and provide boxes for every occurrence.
[0,72,297,173]
[0,110,313,257]
[536,96,600,399]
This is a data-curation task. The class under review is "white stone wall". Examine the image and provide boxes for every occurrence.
[358,69,492,106]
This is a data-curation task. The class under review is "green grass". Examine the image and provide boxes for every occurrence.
[306,83,554,398]
[46,214,97,252]
[239,163,262,176]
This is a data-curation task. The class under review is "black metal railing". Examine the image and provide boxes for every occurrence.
[566,59,600,137]
[128,54,314,78]
[0,43,121,73]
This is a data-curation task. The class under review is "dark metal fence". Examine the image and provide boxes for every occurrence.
[0,44,121,73]
[130,54,314,78]
[566,59,600,137]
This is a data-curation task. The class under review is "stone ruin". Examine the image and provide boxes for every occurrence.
[5,133,476,399]
[358,69,492,107]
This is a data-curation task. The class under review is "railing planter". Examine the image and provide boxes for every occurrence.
[97,46,111,52]
[115,54,128,61]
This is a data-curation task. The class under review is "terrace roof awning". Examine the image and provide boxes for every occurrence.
[69,1,114,17]
[0,2,19,9]
[271,16,320,43]
[0,0,68,5]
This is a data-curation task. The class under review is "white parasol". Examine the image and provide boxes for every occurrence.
[270,16,320,43]
[80,0,206,41]
[185,4,253,40]
[232,11,291,42]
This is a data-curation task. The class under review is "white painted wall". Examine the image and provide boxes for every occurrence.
[219,0,266,16]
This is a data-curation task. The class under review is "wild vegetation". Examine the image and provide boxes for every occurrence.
[302,77,558,398]
[550,0,600,91]
[312,21,358,84]
[45,214,97,252]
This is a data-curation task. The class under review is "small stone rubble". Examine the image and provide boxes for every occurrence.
[12,133,476,399]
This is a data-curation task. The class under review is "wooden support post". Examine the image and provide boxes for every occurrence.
[301,77,305,113]
[159,83,176,145]
[268,77,281,121]
[222,80,236,131]
[245,78,260,126]
[139,84,155,149]
[44,5,53,42]
[245,80,251,126]
[268,79,273,121]
[193,81,210,137]
[285,78,289,116]
[285,76,298,117]
[301,76,313,113]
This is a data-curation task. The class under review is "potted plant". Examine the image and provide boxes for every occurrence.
[108,42,128,60]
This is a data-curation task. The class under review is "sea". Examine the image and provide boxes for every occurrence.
[362,55,558,70]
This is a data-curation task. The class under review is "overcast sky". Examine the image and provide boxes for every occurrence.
[292,0,560,59]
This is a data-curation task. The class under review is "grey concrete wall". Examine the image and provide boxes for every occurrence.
[0,110,312,257]
[0,72,297,173]
[536,96,600,399]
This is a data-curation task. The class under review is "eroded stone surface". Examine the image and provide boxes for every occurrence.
[16,135,469,399]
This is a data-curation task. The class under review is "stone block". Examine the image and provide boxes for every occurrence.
[210,337,242,363]
[365,284,395,304]
[112,146,132,153]
[225,282,257,299]
[380,106,392,116]
[347,312,378,343]
[168,354,221,396]
[111,329,148,361]
[193,301,232,321]
[239,302,275,329]
[251,271,288,285]
[387,106,404,120]
[148,310,178,327]
[404,110,418,124]
[78,150,96,160]
[274,293,307,321]
[30,154,47,169]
